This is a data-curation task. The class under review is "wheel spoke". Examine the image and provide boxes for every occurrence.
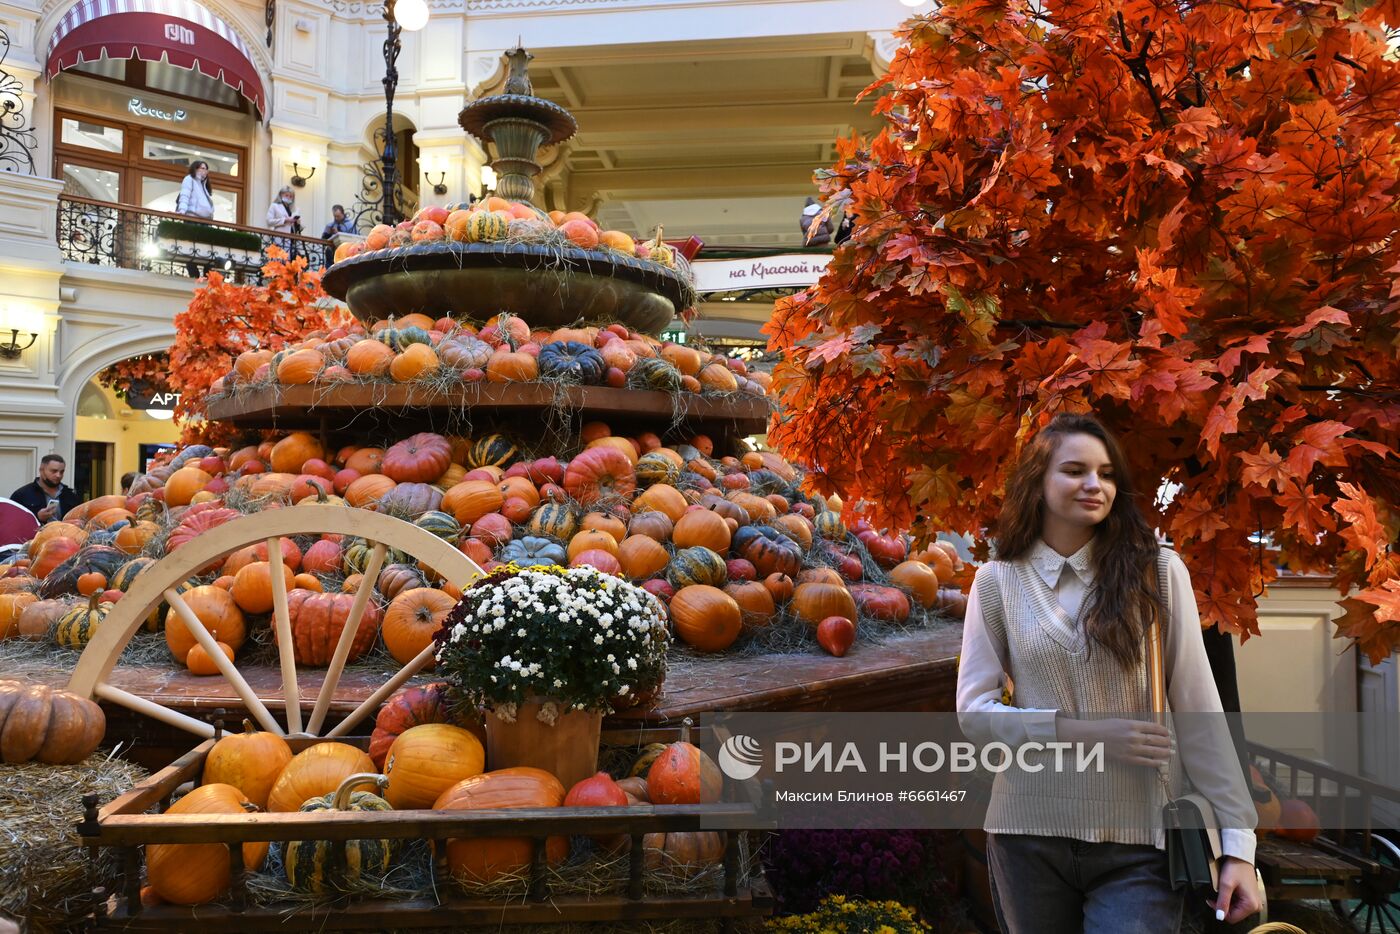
[165,587,284,736]
[94,682,216,737]
[1382,901,1400,932]
[325,641,436,738]
[266,536,300,734]
[1354,900,1369,921]
[306,541,387,735]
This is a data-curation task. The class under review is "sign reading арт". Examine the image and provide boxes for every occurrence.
[691,254,832,294]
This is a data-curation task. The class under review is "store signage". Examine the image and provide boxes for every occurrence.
[164,22,196,45]
[126,384,182,410]
[128,98,187,123]
[691,254,833,293]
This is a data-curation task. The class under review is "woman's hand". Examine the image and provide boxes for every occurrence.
[1057,716,1172,767]
[1212,856,1261,923]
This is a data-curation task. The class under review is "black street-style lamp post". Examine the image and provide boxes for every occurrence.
[379,0,427,226]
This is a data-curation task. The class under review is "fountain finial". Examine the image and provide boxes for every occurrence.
[459,45,577,202]
[503,46,534,96]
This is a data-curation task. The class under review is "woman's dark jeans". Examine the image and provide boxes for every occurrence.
[987,832,1185,933]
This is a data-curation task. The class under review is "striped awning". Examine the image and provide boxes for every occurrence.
[46,0,266,115]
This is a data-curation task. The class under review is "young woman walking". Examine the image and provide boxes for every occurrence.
[956,413,1260,932]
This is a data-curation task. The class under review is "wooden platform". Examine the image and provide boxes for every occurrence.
[205,382,774,436]
[82,628,961,769]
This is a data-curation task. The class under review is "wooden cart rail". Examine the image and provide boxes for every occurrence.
[79,730,774,929]
[1249,741,1400,857]
[1248,741,1400,932]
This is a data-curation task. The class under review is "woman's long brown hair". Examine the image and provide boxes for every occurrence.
[994,413,1162,667]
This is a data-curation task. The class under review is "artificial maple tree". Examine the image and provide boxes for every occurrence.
[766,0,1400,660]
[165,249,346,445]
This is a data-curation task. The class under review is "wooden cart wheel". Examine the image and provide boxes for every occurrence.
[66,504,484,740]
[1333,834,1400,934]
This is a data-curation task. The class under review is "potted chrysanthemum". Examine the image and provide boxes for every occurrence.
[435,563,670,788]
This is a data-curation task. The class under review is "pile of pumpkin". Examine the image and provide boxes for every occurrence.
[331,198,686,273]
[210,314,772,399]
[1250,764,1322,843]
[143,682,730,906]
[0,426,967,669]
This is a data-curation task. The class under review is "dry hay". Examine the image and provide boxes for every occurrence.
[0,630,174,687]
[0,750,148,933]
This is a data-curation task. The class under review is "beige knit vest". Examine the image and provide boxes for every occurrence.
[974,548,1183,847]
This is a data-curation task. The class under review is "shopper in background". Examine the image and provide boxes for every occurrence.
[321,203,357,266]
[176,160,216,278]
[120,471,139,495]
[11,454,81,523]
[798,197,832,246]
[266,186,302,259]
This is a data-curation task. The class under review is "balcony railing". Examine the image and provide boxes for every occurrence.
[56,195,332,284]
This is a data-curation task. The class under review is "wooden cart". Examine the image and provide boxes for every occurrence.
[1250,741,1400,933]
[77,723,773,931]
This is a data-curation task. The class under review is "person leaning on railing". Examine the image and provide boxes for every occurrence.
[176,160,215,278]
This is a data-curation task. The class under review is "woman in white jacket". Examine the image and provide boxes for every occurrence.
[266,186,302,260]
[175,161,215,277]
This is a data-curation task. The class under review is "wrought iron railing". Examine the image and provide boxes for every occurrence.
[56,195,331,284]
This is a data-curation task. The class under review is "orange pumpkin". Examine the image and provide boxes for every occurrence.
[346,339,395,376]
[633,484,687,522]
[434,767,569,884]
[234,349,274,379]
[382,588,456,665]
[791,581,858,627]
[889,561,939,608]
[31,537,82,579]
[772,514,814,550]
[0,593,39,639]
[266,742,376,813]
[567,529,619,562]
[697,362,738,393]
[276,348,325,385]
[617,535,669,580]
[114,520,159,555]
[164,467,212,507]
[146,784,269,905]
[580,511,626,543]
[672,509,732,552]
[383,723,486,809]
[270,432,325,474]
[344,447,385,475]
[724,581,776,628]
[660,344,702,376]
[203,720,293,809]
[165,585,246,661]
[185,641,235,675]
[647,740,722,805]
[669,585,742,652]
[344,474,396,508]
[441,480,504,525]
[498,476,540,509]
[485,350,539,382]
[586,436,640,465]
[390,342,440,382]
[230,561,296,614]
[76,572,107,597]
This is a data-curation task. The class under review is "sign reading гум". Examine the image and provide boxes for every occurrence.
[691,254,833,293]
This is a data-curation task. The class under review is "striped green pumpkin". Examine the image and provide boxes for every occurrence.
[627,356,683,392]
[814,512,847,540]
[377,325,433,352]
[55,595,108,648]
[525,502,579,541]
[465,211,510,242]
[413,510,461,541]
[667,546,728,589]
[467,434,518,470]
[110,556,155,592]
[635,451,680,487]
[342,537,408,575]
[284,787,397,894]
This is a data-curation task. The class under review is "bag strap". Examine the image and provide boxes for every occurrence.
[1147,549,1174,797]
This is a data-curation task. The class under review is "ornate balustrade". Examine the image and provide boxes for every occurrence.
[57,195,331,283]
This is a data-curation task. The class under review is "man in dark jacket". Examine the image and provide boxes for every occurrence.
[11,454,81,523]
